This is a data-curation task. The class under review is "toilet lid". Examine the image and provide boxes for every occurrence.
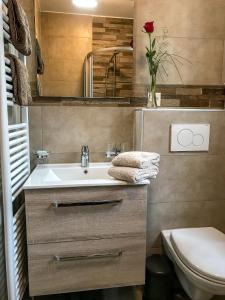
[170,227,225,283]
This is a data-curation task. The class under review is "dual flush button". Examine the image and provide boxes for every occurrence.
[170,124,210,152]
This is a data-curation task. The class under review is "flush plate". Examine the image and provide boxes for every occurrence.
[170,124,210,152]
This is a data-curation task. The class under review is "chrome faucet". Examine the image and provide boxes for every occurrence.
[81,145,89,168]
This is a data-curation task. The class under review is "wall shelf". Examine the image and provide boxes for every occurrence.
[30,96,148,107]
[29,85,225,108]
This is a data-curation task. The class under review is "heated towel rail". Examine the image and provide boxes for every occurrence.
[0,0,30,299]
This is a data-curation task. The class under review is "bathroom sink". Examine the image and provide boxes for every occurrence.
[23,163,150,189]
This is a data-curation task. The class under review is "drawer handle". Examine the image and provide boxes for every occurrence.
[53,250,123,262]
[52,199,123,208]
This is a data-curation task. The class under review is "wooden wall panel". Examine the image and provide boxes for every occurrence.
[92,17,134,97]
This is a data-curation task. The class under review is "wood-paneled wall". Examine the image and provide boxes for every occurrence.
[92,17,134,97]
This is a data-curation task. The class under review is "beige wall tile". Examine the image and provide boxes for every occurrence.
[41,12,93,38]
[143,110,225,155]
[42,59,83,82]
[42,36,92,60]
[29,106,135,163]
[48,152,111,164]
[135,35,224,85]
[42,107,134,154]
[40,12,92,97]
[147,200,225,253]
[28,107,43,169]
[134,0,225,39]
[149,155,225,203]
[41,81,83,97]
[28,107,42,153]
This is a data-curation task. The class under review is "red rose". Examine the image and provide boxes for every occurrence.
[144,21,154,33]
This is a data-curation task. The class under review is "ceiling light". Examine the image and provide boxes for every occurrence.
[73,0,98,8]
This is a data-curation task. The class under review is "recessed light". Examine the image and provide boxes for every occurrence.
[72,0,98,8]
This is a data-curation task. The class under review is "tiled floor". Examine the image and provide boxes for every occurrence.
[25,287,136,300]
[24,289,225,300]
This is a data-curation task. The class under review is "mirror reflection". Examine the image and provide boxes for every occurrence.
[35,0,134,98]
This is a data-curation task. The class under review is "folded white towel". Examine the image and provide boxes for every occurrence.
[112,151,160,169]
[108,166,159,183]
[147,170,159,179]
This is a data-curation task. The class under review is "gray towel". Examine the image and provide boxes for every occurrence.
[8,0,32,56]
[36,38,44,75]
[6,54,32,106]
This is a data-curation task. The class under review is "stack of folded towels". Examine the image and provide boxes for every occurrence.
[108,151,160,183]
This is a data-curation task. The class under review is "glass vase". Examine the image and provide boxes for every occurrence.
[147,75,157,108]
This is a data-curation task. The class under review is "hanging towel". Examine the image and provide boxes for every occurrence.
[112,151,160,169]
[108,166,158,184]
[6,54,32,106]
[7,0,32,56]
[36,38,44,75]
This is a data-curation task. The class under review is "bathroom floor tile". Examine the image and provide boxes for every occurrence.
[25,287,137,300]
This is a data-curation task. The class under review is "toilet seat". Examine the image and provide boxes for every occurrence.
[170,227,225,285]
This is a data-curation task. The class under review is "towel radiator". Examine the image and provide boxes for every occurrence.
[0,0,30,299]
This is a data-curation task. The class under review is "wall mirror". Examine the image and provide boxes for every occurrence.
[33,0,225,107]
[34,0,135,99]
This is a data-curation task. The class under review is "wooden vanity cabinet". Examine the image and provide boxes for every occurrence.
[25,185,148,296]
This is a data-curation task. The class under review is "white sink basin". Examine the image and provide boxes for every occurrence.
[23,163,149,189]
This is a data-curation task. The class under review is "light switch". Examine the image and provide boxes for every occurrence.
[170,124,210,152]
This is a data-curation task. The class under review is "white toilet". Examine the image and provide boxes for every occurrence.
[161,227,225,300]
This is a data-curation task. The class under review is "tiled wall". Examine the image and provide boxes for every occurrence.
[39,12,92,97]
[136,109,225,255]
[92,17,133,97]
[158,85,225,108]
[29,106,134,166]
[133,0,225,87]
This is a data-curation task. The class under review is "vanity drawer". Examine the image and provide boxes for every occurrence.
[25,185,147,244]
[28,236,146,296]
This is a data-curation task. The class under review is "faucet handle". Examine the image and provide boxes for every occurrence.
[81,145,89,153]
[105,144,121,159]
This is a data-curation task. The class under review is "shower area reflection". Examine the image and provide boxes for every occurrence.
[84,46,133,98]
